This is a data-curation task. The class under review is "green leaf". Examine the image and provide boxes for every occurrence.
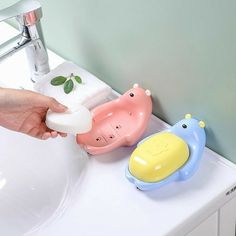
[64,79,74,94]
[74,75,82,84]
[50,76,67,86]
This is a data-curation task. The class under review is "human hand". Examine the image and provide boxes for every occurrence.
[0,88,68,140]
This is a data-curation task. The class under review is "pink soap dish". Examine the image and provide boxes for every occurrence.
[76,84,152,155]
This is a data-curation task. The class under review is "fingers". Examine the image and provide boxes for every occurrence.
[28,124,67,140]
[41,131,67,140]
[42,132,51,140]
[59,132,67,137]
[31,93,68,113]
[47,98,68,113]
[51,131,58,138]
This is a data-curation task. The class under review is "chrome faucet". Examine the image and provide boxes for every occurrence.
[0,0,50,82]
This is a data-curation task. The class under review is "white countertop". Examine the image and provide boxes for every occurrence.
[1,22,236,236]
[34,116,236,236]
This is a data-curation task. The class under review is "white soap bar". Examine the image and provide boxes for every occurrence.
[34,61,112,109]
[46,105,92,135]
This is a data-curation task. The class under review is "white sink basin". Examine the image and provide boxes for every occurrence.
[0,22,88,235]
[0,130,88,235]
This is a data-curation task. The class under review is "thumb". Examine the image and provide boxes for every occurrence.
[47,97,68,113]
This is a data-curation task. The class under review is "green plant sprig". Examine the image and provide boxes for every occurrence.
[50,73,83,94]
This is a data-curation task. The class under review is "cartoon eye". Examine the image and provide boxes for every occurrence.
[182,124,187,129]
[129,93,134,97]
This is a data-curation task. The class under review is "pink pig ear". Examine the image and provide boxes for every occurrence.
[145,90,151,96]
[133,83,139,88]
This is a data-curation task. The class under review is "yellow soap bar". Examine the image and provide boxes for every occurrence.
[129,132,189,182]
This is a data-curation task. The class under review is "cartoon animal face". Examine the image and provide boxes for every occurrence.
[170,114,206,144]
[126,114,206,190]
[77,84,153,154]
[122,84,152,108]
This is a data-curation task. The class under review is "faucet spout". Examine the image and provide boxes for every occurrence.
[0,26,31,61]
[0,0,50,83]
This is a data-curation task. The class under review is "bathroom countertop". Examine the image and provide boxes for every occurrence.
[1,22,236,236]
[34,115,236,236]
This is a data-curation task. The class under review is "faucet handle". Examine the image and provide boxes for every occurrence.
[0,0,42,25]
